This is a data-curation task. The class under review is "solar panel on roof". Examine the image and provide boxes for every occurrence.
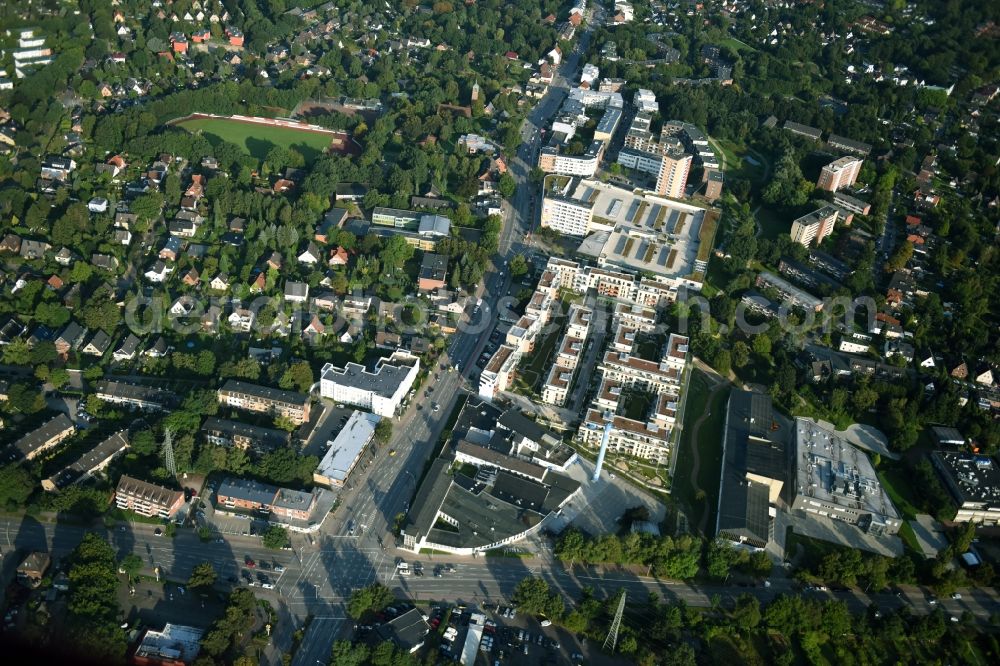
[646,204,661,227]
[625,200,640,222]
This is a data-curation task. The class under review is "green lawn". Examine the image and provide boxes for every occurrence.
[671,370,730,533]
[174,117,336,164]
[877,467,923,519]
[719,37,758,53]
[716,139,768,186]
[754,204,789,241]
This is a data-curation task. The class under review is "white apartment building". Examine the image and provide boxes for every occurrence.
[506,314,543,353]
[320,351,420,417]
[542,364,574,406]
[565,304,594,340]
[634,88,658,113]
[541,194,594,236]
[479,344,521,402]
[581,63,600,86]
[613,303,658,332]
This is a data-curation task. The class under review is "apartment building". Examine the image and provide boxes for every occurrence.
[578,404,673,461]
[654,151,692,198]
[4,414,75,463]
[478,344,521,402]
[542,364,574,406]
[115,475,184,519]
[319,351,419,417]
[217,380,311,424]
[755,271,824,312]
[537,140,605,177]
[613,303,658,332]
[42,431,129,492]
[505,314,544,353]
[95,380,175,411]
[200,417,290,455]
[789,206,839,247]
[816,156,863,192]
[599,350,683,395]
[540,192,594,236]
[635,278,677,308]
[541,305,593,407]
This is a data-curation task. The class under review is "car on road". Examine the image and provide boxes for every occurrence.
[433,403,440,412]
[952,592,962,600]
[262,582,275,590]
[215,537,225,544]
[389,449,396,456]
[153,528,162,536]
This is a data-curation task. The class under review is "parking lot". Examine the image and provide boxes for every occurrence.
[387,602,622,666]
[118,578,226,630]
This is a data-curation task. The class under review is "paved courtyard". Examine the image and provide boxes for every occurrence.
[546,456,666,536]
[784,510,904,558]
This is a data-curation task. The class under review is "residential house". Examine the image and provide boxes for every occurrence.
[249,272,266,293]
[54,247,73,265]
[228,308,256,333]
[297,242,321,265]
[113,228,132,245]
[81,330,111,357]
[145,336,169,358]
[159,236,183,261]
[181,267,200,287]
[202,305,222,332]
[284,281,309,303]
[54,322,87,356]
[0,233,22,254]
[210,274,230,291]
[19,239,50,260]
[113,334,141,362]
[328,246,349,266]
[92,253,119,271]
[266,252,283,271]
[144,260,172,283]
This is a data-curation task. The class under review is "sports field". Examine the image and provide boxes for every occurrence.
[173,115,348,164]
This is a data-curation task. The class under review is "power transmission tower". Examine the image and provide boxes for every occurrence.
[162,429,176,476]
[603,589,626,652]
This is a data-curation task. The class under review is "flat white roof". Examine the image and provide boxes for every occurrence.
[315,410,380,482]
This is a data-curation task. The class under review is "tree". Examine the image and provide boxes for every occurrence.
[7,382,45,414]
[262,525,289,550]
[347,583,393,619]
[119,553,143,579]
[512,577,550,614]
[498,173,516,198]
[374,419,393,444]
[0,464,34,509]
[509,254,528,278]
[732,594,761,635]
[279,361,314,392]
[752,334,772,356]
[331,640,370,666]
[67,534,127,662]
[188,561,217,589]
